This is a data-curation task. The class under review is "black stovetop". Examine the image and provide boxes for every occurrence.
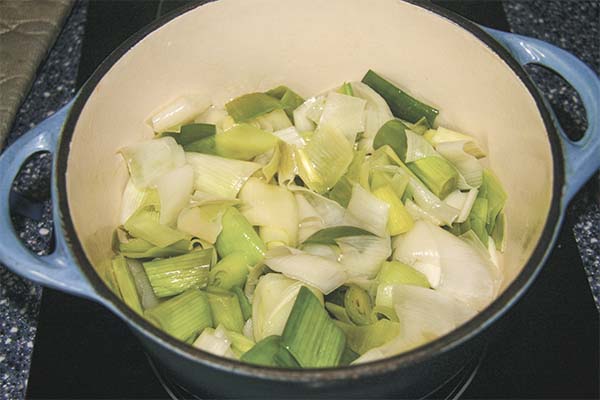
[26,1,599,398]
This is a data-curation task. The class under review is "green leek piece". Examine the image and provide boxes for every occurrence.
[124,206,188,248]
[215,123,279,160]
[215,207,266,265]
[372,305,399,322]
[232,286,252,320]
[469,197,489,246]
[184,135,217,154]
[282,287,346,368]
[372,185,414,235]
[240,335,299,368]
[119,237,192,259]
[338,82,354,96]
[144,289,213,341]
[254,109,293,131]
[303,226,375,246]
[226,93,282,123]
[161,123,216,145]
[370,171,392,191]
[143,249,212,297]
[295,125,354,193]
[406,117,431,135]
[266,86,305,120]
[329,149,367,207]
[325,302,353,324]
[225,329,255,356]
[478,169,508,233]
[362,70,439,125]
[407,156,459,199]
[339,346,360,366]
[373,119,408,162]
[336,319,400,355]
[344,285,376,326]
[205,287,245,333]
[377,261,429,288]
[491,211,506,252]
[112,255,143,315]
[209,252,250,290]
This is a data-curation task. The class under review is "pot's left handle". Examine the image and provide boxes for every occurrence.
[484,27,600,207]
[0,101,99,301]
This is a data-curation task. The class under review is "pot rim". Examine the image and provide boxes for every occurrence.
[55,0,565,382]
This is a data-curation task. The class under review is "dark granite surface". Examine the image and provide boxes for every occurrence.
[0,1,598,399]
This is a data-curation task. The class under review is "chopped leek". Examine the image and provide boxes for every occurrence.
[112,255,143,315]
[351,81,394,150]
[232,286,252,320]
[408,157,459,200]
[337,235,391,279]
[266,86,305,120]
[206,287,245,333]
[177,203,229,244]
[282,287,346,367]
[240,335,298,367]
[325,302,353,324]
[344,285,376,326]
[362,70,439,125]
[124,206,188,247]
[215,123,278,160]
[344,184,390,237]
[302,226,375,246]
[209,252,249,290]
[127,258,160,310]
[373,119,408,161]
[436,141,483,189]
[145,289,213,341]
[161,123,216,145]
[215,207,266,266]
[143,249,212,297]
[253,109,293,132]
[491,211,506,251]
[424,127,486,159]
[193,325,235,359]
[119,180,159,225]
[150,95,210,132]
[119,137,185,189]
[329,149,367,207]
[318,91,366,143]
[118,236,192,259]
[337,319,400,355]
[478,169,508,233]
[186,152,261,198]
[184,135,217,154]
[295,125,353,193]
[372,185,414,235]
[226,93,282,123]
[155,164,194,226]
[377,261,429,288]
[468,197,489,246]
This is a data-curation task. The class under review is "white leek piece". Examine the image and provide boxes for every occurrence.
[151,95,210,132]
[293,96,326,132]
[277,143,298,186]
[127,258,160,310]
[351,81,394,151]
[186,152,261,198]
[254,109,293,132]
[436,141,483,189]
[239,178,299,248]
[273,126,306,147]
[408,175,460,226]
[119,137,185,189]
[424,127,486,158]
[444,188,478,223]
[301,244,340,262]
[119,179,158,224]
[393,220,498,311]
[263,247,347,295]
[337,235,391,279]
[404,130,438,163]
[193,325,236,359]
[252,273,323,341]
[177,203,231,244]
[344,184,390,237]
[404,198,444,226]
[155,164,194,226]
[354,284,477,363]
[195,105,229,125]
[295,125,353,193]
[318,92,366,144]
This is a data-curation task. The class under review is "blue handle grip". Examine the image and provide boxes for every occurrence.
[485,28,600,207]
[0,102,98,300]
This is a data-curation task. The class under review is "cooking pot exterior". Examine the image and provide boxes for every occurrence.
[0,0,598,398]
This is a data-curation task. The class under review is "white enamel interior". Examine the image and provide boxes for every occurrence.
[66,0,554,298]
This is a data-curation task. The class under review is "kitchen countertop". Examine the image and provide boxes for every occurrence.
[0,1,598,399]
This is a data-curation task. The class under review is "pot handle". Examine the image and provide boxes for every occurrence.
[0,101,98,300]
[484,28,600,206]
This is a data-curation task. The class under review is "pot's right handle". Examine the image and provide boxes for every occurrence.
[0,101,99,301]
[484,28,600,207]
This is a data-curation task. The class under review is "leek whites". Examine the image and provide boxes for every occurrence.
[468,197,489,246]
[372,185,414,235]
[127,258,160,310]
[362,70,439,125]
[119,137,185,189]
[302,226,375,245]
[118,237,192,259]
[193,326,235,359]
[155,165,194,226]
[112,255,143,315]
[337,319,400,355]
[253,109,293,132]
[209,252,250,290]
[344,184,390,237]
[215,124,278,160]
[119,180,159,225]
[150,95,210,132]
[282,287,346,367]
[124,206,188,247]
[293,96,326,132]
[215,207,266,266]
[318,91,366,143]
[186,152,261,198]
[143,249,212,297]
[295,125,353,193]
[424,127,486,158]
[436,141,483,189]
[177,203,229,244]
[272,126,306,147]
[337,235,391,279]
[145,289,213,341]
[226,93,282,122]
[478,169,508,233]
[225,327,255,357]
[351,81,394,151]
[206,287,245,333]
[329,149,367,208]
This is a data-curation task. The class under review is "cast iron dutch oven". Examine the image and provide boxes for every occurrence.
[1,0,599,397]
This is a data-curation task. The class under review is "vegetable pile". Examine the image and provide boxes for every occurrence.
[110,70,507,368]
